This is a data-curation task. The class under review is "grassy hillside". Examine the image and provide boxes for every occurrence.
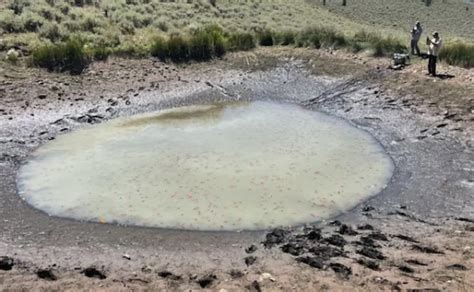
[312,0,474,41]
[0,0,371,51]
[0,0,472,70]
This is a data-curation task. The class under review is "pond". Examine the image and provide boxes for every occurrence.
[17,101,394,231]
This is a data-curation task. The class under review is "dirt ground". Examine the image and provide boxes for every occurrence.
[0,47,473,291]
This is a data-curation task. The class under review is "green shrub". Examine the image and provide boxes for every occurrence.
[226,32,256,51]
[439,42,474,68]
[0,10,23,33]
[275,30,297,46]
[296,27,347,49]
[370,36,406,57]
[150,36,168,61]
[39,22,64,42]
[91,46,111,61]
[31,37,90,74]
[151,26,227,62]
[258,30,274,46]
[167,35,190,61]
[353,30,406,56]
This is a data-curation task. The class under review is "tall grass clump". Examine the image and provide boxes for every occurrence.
[258,30,274,46]
[31,37,90,74]
[296,27,347,49]
[151,25,228,62]
[353,30,406,56]
[275,31,297,46]
[439,42,474,68]
[226,32,256,52]
[189,26,226,60]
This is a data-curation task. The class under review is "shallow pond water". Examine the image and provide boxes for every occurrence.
[18,101,394,231]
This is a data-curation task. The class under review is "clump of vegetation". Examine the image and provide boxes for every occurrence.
[275,31,297,46]
[439,42,474,69]
[226,32,256,52]
[258,30,275,46]
[151,26,237,62]
[31,37,90,74]
[352,30,406,57]
[295,27,347,49]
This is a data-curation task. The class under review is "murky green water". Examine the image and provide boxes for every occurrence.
[18,101,394,231]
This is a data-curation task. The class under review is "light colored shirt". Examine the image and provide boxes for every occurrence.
[429,38,443,56]
[411,26,423,41]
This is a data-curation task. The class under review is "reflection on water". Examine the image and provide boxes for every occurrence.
[17,101,394,231]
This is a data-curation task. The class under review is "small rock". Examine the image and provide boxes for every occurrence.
[246,280,262,292]
[262,228,289,248]
[367,232,388,241]
[393,234,419,243]
[406,259,428,266]
[141,265,153,273]
[446,264,468,271]
[281,243,304,256]
[158,271,181,280]
[245,244,258,254]
[304,227,322,241]
[329,263,352,278]
[357,247,385,260]
[0,257,14,271]
[325,235,346,247]
[339,224,358,236]
[357,258,380,270]
[245,256,257,266]
[38,94,47,100]
[296,256,326,269]
[122,254,131,260]
[412,244,444,254]
[465,225,474,232]
[398,265,414,273]
[229,269,244,279]
[197,274,217,288]
[82,267,106,279]
[260,272,275,282]
[329,220,342,226]
[310,245,343,259]
[37,269,57,281]
[362,205,375,212]
[357,224,374,231]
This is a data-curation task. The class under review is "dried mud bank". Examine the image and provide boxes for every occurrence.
[0,52,473,290]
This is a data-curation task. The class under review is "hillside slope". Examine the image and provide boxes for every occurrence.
[313,0,474,40]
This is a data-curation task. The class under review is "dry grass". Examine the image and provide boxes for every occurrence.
[0,0,472,69]
[312,0,474,41]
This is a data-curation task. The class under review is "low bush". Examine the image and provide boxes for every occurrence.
[296,27,347,49]
[352,30,406,56]
[150,36,168,61]
[31,37,90,74]
[91,46,111,61]
[275,30,297,46]
[150,25,227,62]
[167,35,190,62]
[258,30,274,46]
[439,42,474,68]
[226,32,256,51]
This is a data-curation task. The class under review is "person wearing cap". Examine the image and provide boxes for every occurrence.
[410,21,423,55]
[427,32,443,76]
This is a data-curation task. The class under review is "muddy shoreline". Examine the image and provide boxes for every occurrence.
[0,49,473,290]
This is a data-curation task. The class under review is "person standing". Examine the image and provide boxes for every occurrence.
[410,21,423,55]
[427,32,443,76]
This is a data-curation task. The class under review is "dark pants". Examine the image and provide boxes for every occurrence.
[428,55,437,76]
[411,39,420,55]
